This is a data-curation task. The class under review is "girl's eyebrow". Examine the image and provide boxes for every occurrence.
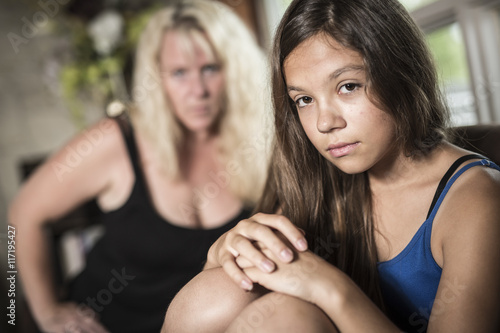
[287,64,365,93]
[329,64,364,80]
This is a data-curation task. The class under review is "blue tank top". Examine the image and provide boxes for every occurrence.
[377,157,500,333]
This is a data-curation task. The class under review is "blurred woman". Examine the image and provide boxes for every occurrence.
[9,1,271,332]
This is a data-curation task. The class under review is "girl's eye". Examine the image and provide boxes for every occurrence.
[339,83,360,94]
[295,96,313,108]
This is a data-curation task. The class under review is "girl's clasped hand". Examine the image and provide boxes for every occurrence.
[205,213,309,291]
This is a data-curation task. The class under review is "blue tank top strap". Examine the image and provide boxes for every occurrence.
[426,154,484,219]
[427,159,500,224]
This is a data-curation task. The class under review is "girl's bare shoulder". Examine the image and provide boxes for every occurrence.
[434,149,500,246]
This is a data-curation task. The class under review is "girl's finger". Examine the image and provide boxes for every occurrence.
[250,213,308,252]
[235,255,253,268]
[230,234,276,273]
[220,252,254,291]
[236,217,299,263]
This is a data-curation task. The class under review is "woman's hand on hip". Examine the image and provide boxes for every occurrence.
[37,302,109,333]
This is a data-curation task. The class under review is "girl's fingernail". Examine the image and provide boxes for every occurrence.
[260,260,274,272]
[280,248,293,261]
[296,238,308,251]
[241,279,253,290]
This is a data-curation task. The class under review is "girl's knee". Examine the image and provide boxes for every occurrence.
[163,268,265,333]
[226,293,337,333]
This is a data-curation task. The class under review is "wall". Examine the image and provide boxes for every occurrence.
[0,2,102,330]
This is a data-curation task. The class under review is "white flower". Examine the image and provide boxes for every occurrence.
[106,99,126,117]
[87,10,124,56]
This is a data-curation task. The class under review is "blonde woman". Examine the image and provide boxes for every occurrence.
[9,1,271,332]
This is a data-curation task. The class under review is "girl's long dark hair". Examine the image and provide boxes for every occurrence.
[256,0,450,307]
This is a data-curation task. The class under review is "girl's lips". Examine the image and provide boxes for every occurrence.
[327,142,359,158]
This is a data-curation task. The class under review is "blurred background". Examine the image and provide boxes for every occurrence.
[0,0,499,331]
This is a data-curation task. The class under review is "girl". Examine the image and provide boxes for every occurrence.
[163,0,500,332]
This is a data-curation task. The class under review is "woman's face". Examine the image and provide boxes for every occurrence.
[160,30,225,135]
[283,33,397,175]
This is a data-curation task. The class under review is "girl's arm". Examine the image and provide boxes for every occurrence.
[242,247,400,332]
[244,166,500,332]
[426,166,500,332]
[8,118,124,333]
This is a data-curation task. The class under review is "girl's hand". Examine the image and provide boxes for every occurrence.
[204,213,308,290]
[243,248,335,304]
[37,302,109,333]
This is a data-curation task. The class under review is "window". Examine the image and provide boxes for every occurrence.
[400,0,439,12]
[405,0,500,125]
[279,0,292,8]
[426,23,476,125]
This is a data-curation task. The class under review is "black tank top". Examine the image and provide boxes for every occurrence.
[69,118,251,333]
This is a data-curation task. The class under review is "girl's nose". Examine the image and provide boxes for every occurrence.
[316,104,346,133]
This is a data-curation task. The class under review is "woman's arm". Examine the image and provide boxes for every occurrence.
[8,118,125,333]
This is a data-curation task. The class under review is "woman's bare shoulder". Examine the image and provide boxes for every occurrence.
[9,117,131,223]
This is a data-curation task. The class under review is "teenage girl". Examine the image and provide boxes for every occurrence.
[163,0,500,332]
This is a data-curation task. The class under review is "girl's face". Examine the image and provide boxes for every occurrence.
[283,33,397,174]
[160,30,225,135]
